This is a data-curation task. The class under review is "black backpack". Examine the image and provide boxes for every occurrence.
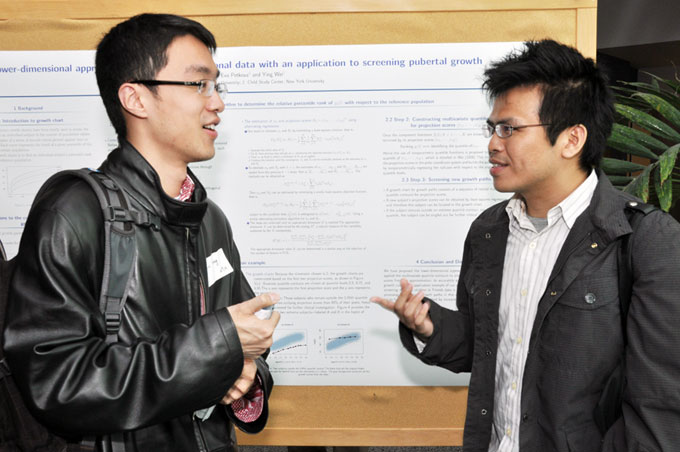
[0,169,158,452]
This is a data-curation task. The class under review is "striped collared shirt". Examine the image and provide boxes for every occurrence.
[489,170,598,452]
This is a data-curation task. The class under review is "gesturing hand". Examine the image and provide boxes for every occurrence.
[371,278,433,338]
[227,293,281,359]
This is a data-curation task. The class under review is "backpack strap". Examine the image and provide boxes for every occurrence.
[0,239,12,381]
[75,170,155,452]
[595,200,657,435]
[30,169,160,343]
[85,170,139,345]
[618,200,657,346]
[84,171,156,452]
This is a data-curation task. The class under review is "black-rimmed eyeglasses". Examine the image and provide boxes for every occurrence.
[130,79,227,99]
[483,122,551,138]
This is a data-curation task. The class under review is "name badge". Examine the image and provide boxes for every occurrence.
[206,248,233,287]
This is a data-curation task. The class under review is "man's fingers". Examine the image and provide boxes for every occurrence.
[400,278,411,291]
[222,386,245,405]
[221,360,257,405]
[268,310,282,327]
[393,282,413,312]
[371,278,433,337]
[402,290,425,319]
[415,298,430,325]
[243,292,280,313]
[370,296,396,312]
[412,299,434,337]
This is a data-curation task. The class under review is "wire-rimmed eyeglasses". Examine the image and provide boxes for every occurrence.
[483,122,551,138]
[130,79,227,99]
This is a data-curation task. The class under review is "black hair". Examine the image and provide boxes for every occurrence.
[482,39,615,171]
[95,13,217,143]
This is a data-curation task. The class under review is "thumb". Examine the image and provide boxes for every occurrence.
[242,292,280,313]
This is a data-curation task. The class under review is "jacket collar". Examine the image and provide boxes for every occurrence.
[99,141,208,227]
[482,169,633,244]
[583,169,633,243]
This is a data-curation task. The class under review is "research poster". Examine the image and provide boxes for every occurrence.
[0,42,518,385]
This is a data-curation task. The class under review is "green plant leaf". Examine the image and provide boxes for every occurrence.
[651,77,660,90]
[601,157,647,175]
[654,165,672,212]
[615,104,680,141]
[613,89,654,110]
[618,81,663,92]
[633,92,680,130]
[658,143,680,184]
[612,123,667,152]
[645,73,680,104]
[618,80,680,109]
[660,81,680,99]
[624,164,653,202]
[608,126,660,160]
[607,175,633,186]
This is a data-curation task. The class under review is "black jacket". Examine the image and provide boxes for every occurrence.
[4,142,271,451]
[401,171,680,452]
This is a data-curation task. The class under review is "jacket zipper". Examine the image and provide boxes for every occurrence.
[185,227,194,322]
[191,417,208,452]
[186,226,209,452]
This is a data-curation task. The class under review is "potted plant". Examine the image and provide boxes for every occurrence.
[600,74,680,215]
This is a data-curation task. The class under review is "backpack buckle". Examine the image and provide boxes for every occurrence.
[105,312,121,335]
[131,211,161,231]
[104,206,131,222]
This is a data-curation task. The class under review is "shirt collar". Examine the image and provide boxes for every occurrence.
[557,169,598,228]
[506,170,598,230]
[176,174,195,202]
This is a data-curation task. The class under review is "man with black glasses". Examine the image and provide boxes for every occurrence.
[4,13,280,451]
[373,40,680,451]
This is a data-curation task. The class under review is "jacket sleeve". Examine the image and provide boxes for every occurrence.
[399,230,475,372]
[4,191,245,437]
[225,356,272,434]
[610,210,680,451]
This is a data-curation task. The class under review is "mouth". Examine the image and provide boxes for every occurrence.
[202,122,219,139]
[489,160,508,176]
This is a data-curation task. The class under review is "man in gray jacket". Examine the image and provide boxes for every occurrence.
[373,40,680,451]
[4,13,280,451]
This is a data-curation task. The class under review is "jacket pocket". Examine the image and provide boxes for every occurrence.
[556,276,619,310]
[538,275,623,373]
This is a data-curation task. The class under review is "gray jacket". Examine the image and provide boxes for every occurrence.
[401,171,680,452]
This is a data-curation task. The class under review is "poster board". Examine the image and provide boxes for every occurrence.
[0,0,597,446]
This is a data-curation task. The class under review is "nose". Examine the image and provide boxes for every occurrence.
[488,131,504,155]
[207,90,225,113]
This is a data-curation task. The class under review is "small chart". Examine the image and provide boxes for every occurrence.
[271,330,308,356]
[6,166,56,197]
[324,329,363,355]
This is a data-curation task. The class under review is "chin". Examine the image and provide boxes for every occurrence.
[492,181,515,193]
[196,149,216,162]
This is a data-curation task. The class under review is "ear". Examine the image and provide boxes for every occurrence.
[561,124,587,160]
[118,83,148,119]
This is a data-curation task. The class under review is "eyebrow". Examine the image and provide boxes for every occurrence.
[487,117,513,126]
[185,64,219,79]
